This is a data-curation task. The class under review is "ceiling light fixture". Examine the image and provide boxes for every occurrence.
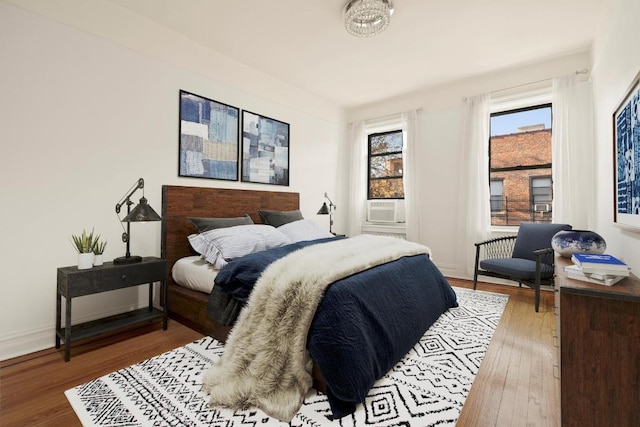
[343,0,394,37]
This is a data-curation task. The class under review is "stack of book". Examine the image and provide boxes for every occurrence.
[564,253,631,286]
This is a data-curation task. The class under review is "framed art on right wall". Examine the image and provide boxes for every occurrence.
[613,70,640,231]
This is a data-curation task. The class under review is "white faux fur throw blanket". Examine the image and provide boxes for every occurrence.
[201,234,431,422]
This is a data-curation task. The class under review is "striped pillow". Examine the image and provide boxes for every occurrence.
[277,219,335,243]
[188,224,291,269]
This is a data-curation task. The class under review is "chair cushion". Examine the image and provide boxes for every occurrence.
[480,258,554,280]
[512,223,572,261]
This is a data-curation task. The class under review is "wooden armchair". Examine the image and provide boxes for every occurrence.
[473,222,572,312]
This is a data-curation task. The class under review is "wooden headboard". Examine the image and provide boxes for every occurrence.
[161,185,300,289]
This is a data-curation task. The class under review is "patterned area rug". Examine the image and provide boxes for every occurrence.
[65,287,508,426]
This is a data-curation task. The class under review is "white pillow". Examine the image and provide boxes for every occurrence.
[277,219,335,243]
[188,224,291,269]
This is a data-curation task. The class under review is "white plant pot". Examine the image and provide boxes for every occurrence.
[93,254,104,266]
[78,252,94,270]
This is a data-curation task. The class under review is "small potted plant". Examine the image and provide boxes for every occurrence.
[93,239,107,266]
[71,228,98,269]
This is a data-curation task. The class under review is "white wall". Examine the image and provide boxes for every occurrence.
[346,52,593,278]
[0,2,346,359]
[346,0,640,277]
[591,0,640,273]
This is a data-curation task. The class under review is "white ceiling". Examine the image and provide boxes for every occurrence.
[108,0,606,109]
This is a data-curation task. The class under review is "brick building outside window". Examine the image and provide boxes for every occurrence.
[490,124,552,226]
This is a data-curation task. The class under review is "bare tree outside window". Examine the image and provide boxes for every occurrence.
[368,130,404,199]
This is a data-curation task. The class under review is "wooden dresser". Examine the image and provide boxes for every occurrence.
[555,256,640,427]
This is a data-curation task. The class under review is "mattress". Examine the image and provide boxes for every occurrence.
[172,255,244,326]
[171,256,218,293]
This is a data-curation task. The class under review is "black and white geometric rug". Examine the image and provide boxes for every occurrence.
[65,287,508,426]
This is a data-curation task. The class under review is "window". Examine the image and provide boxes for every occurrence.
[368,130,404,199]
[531,176,552,211]
[489,104,552,226]
[490,179,504,212]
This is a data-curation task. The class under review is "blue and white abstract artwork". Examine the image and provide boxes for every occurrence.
[179,90,239,181]
[614,73,640,230]
[241,111,289,186]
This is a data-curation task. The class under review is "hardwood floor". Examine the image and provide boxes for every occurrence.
[453,279,559,427]
[0,321,202,427]
[0,279,559,427]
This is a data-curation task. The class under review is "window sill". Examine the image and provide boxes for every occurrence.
[361,223,406,235]
[489,225,519,234]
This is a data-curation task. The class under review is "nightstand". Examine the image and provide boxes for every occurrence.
[55,256,167,361]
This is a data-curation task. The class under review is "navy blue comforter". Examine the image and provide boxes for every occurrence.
[212,238,458,419]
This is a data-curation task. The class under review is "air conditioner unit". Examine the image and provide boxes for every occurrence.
[534,203,551,213]
[366,200,406,223]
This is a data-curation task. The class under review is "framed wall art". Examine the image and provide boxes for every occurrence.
[241,110,290,186]
[613,71,640,231]
[179,90,239,181]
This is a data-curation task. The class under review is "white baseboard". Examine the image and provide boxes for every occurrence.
[0,325,53,361]
[0,302,149,361]
[434,264,460,279]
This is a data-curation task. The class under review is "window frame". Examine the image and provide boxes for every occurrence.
[367,129,405,200]
[488,100,553,227]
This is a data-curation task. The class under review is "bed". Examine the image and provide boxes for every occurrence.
[161,184,458,421]
[161,185,300,342]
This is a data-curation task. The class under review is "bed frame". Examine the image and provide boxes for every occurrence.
[160,185,300,342]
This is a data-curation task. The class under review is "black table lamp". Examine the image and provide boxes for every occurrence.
[114,178,161,264]
[317,192,336,234]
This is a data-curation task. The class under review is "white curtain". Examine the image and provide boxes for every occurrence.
[347,121,366,237]
[552,75,595,229]
[402,110,420,242]
[457,94,491,276]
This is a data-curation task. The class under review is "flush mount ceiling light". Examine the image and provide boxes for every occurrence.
[343,0,394,37]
